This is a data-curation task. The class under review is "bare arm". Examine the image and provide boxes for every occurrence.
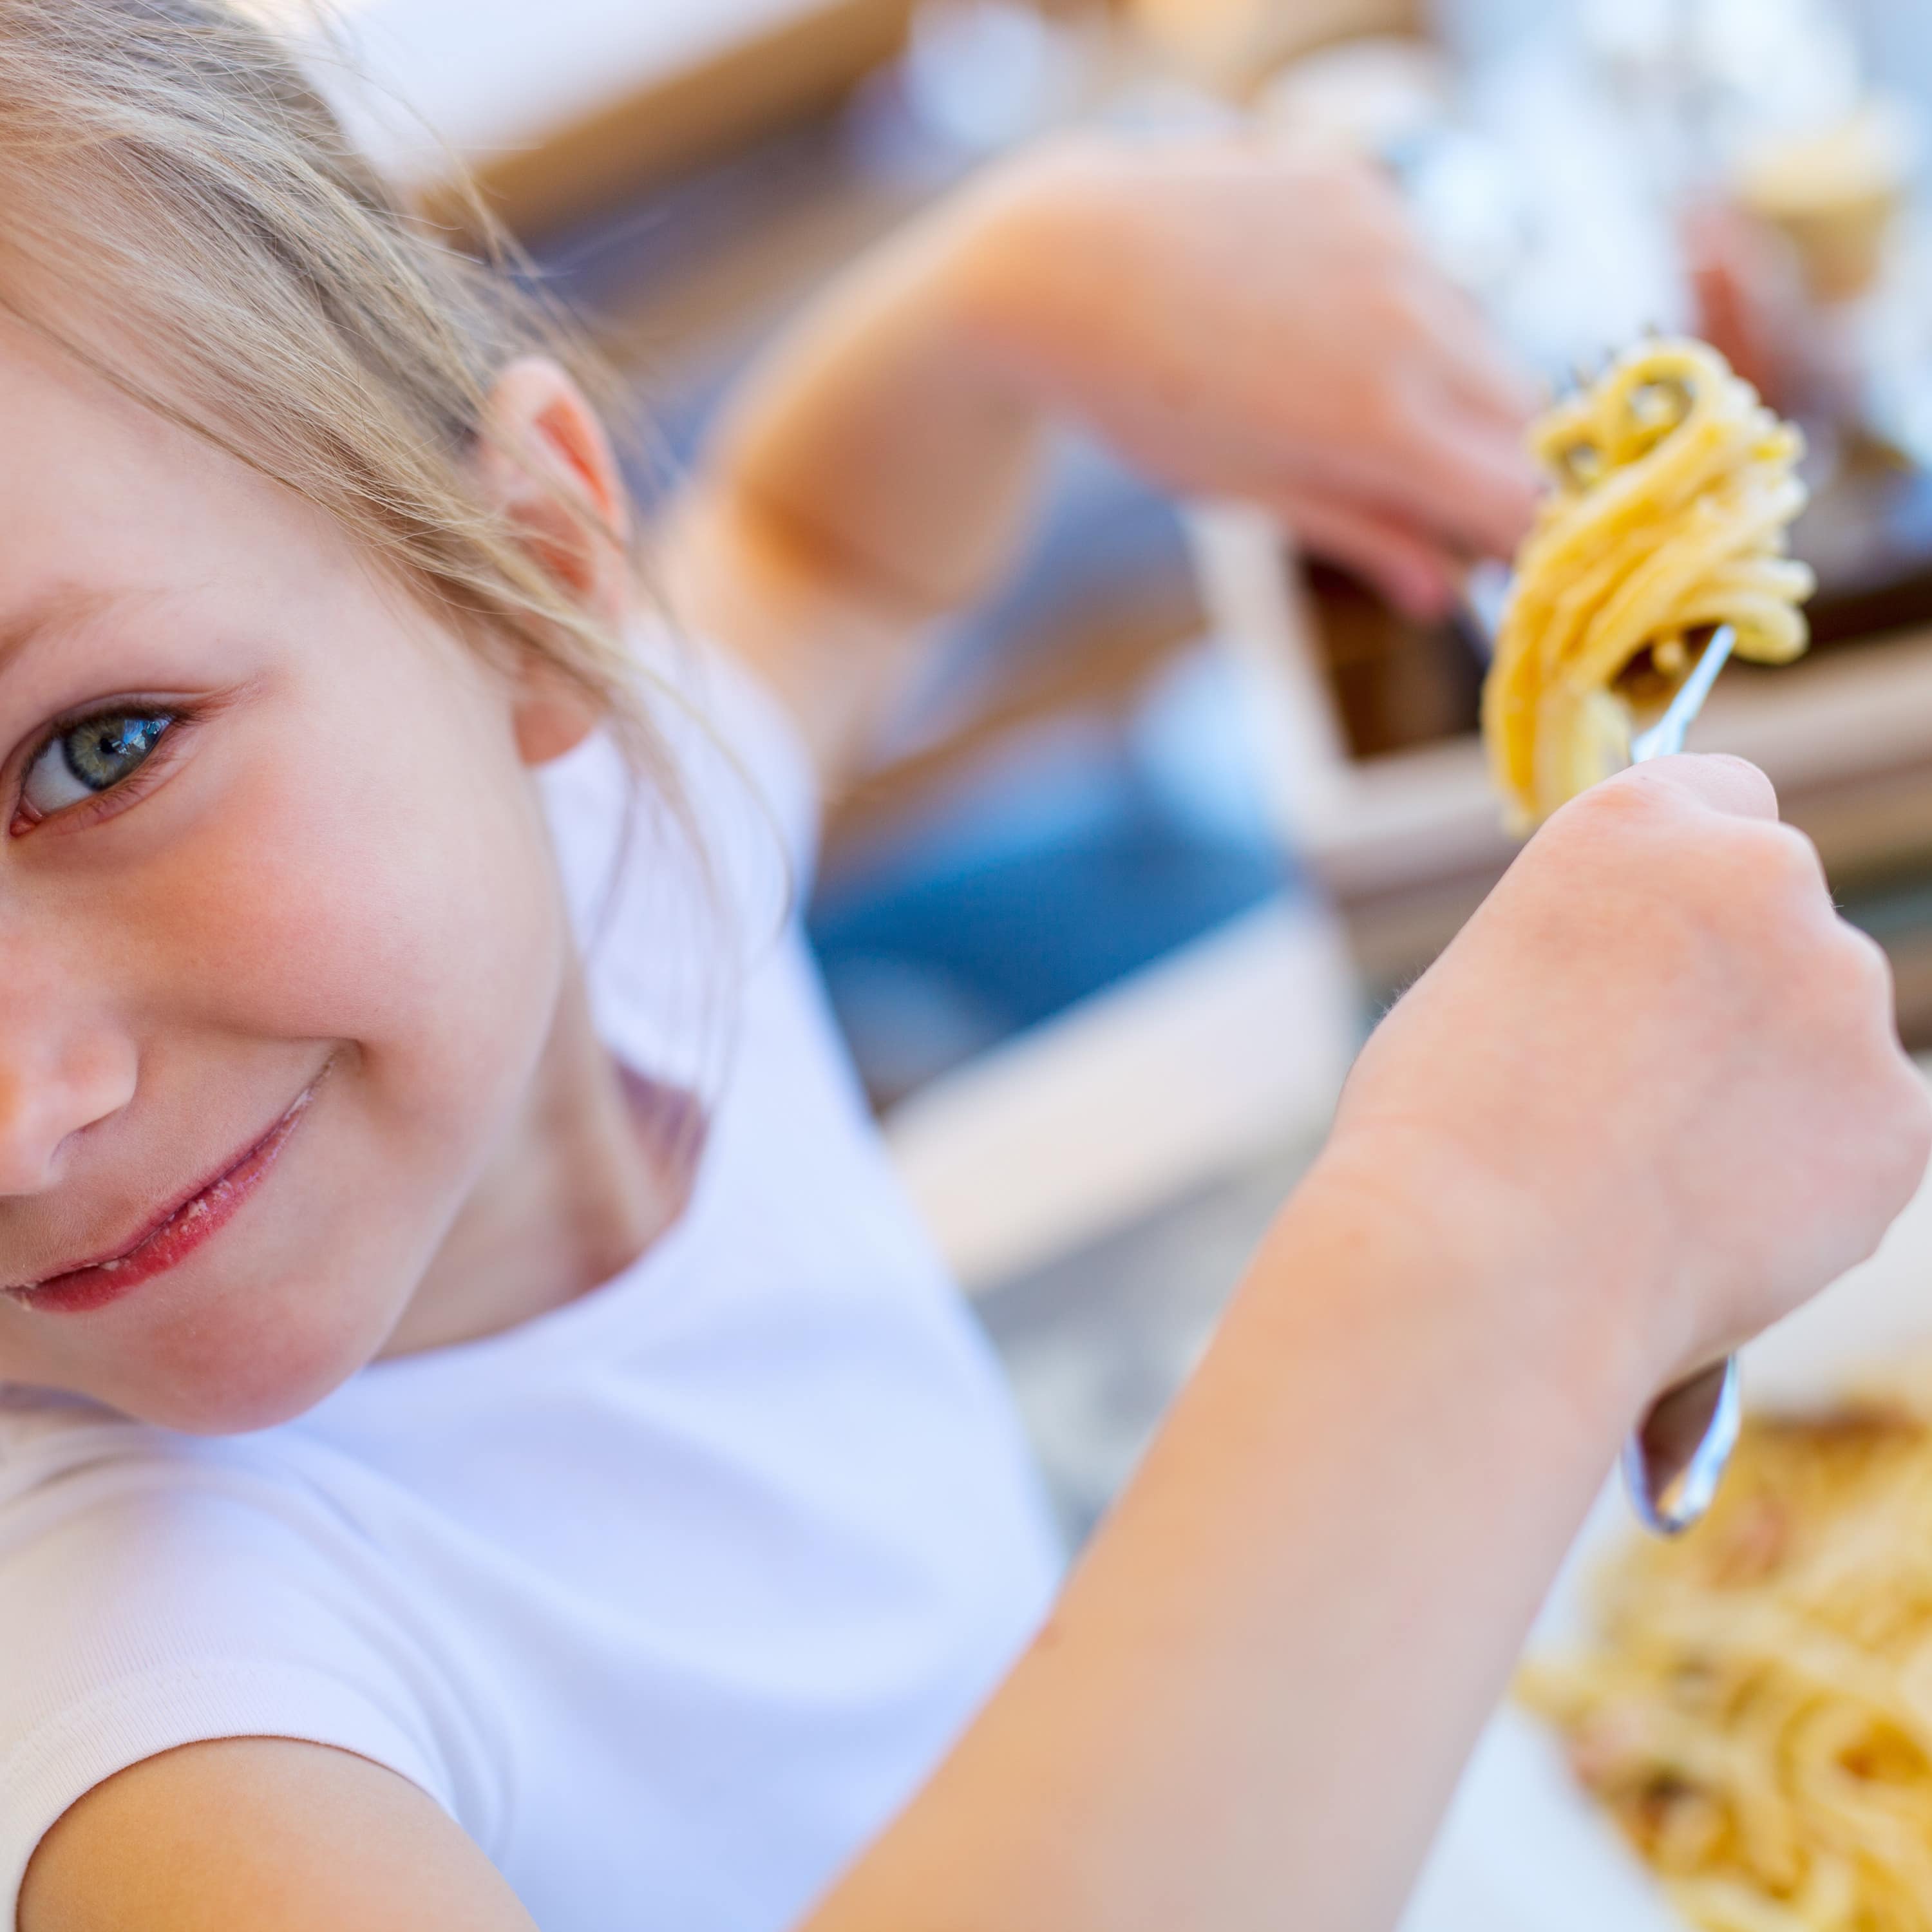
[18,1191,1605,1932]
[804,1160,1637,1932]
[665,134,1542,788]
[24,766,1926,1932]
[20,1738,538,1932]
[799,759,1931,1931]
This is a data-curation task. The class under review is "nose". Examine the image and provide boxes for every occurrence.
[0,978,138,1196]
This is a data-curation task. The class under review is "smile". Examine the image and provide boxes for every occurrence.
[3,1070,328,1317]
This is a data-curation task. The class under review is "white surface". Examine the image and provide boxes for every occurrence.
[886,895,1360,1293]
[1403,1074,1932,1929]
[1405,1709,1681,1932]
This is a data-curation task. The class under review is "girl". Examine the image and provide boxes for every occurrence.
[1,6,1925,1929]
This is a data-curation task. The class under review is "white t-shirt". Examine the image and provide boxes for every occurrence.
[0,643,1063,1930]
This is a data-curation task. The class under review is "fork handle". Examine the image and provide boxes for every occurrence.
[1620,624,1744,1535]
[1622,1356,1742,1535]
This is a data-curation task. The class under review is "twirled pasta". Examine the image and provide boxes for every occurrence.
[1522,1394,1932,1932]
[1483,338,1816,829]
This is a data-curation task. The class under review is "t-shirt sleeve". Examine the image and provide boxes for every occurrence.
[0,1463,496,1921]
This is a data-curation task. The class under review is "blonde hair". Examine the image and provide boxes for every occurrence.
[0,0,761,1145]
[0,0,661,766]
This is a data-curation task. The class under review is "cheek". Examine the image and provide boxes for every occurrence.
[166,714,561,1200]
[152,716,567,1098]
[0,651,578,1427]
[27,741,574,1432]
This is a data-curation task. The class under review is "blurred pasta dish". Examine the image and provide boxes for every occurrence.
[1524,1394,1932,1931]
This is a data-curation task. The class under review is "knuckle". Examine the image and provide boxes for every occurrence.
[1904,1081,1932,1174]
[1870,1079,1932,1221]
[1808,931,1895,1036]
[1757,822,1827,898]
[1701,753,1781,812]
[1718,820,1824,918]
[1550,772,1675,848]
[1839,925,1895,1001]
[1896,1059,1932,1138]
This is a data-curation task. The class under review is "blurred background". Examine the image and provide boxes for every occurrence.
[280,0,1932,1537]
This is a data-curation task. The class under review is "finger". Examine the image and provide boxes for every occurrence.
[1613,752,1781,824]
[1264,487,1462,619]
[1272,386,1542,563]
[1397,269,1545,428]
[1380,394,1544,560]
[1249,415,1539,573]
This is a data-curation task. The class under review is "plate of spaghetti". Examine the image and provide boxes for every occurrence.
[1402,1128,1932,1932]
[1523,1396,1932,1931]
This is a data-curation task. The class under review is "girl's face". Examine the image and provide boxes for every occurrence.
[0,325,598,1432]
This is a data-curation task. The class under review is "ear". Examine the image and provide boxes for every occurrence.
[474,357,634,767]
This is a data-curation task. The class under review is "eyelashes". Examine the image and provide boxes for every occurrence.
[11,705,189,838]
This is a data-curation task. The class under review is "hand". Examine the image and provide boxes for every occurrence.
[1683,200,1852,427]
[1325,756,1931,1395]
[681,131,1542,777]
[954,133,1544,617]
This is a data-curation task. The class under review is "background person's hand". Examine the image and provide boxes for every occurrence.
[958,133,1544,617]
[680,128,1544,777]
[1326,755,1932,1394]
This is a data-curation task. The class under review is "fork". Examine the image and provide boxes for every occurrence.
[1622,624,1744,1535]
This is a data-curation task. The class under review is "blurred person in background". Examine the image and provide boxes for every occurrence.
[1,9,1924,1932]
[668,125,1544,770]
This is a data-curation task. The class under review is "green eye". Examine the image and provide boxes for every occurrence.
[23,712,175,817]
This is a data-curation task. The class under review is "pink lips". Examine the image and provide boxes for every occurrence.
[3,1078,322,1316]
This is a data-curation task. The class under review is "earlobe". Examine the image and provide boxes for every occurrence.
[512,685,601,768]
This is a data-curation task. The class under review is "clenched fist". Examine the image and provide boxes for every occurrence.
[1327,755,1931,1397]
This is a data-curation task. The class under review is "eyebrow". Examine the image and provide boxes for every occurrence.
[0,587,149,681]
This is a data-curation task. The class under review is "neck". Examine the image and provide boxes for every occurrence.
[382,965,687,1357]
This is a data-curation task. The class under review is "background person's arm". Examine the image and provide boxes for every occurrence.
[663,133,1542,788]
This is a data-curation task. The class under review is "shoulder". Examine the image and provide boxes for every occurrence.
[21,1736,537,1932]
[0,1418,498,1923]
